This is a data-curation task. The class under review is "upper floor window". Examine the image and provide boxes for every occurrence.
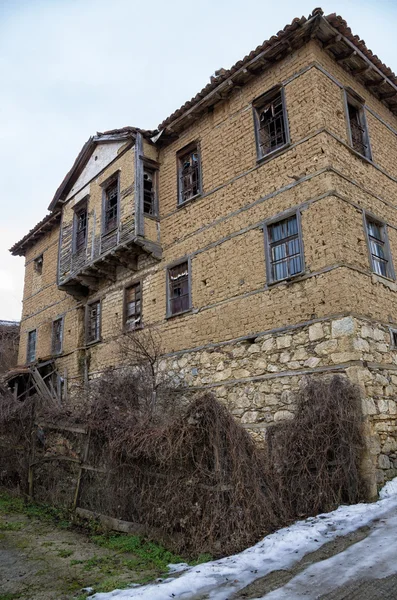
[34,254,43,275]
[86,300,101,344]
[365,216,394,279]
[167,260,191,316]
[103,177,119,233]
[124,283,142,330]
[52,317,63,355]
[178,144,201,204]
[265,213,304,283]
[143,168,157,216]
[27,329,37,363]
[253,87,289,160]
[74,201,88,252]
[346,92,371,159]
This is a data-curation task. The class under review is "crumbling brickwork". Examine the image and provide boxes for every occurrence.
[10,11,397,494]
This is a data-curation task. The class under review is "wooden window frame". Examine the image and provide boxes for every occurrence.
[253,85,290,162]
[166,257,192,318]
[142,164,159,217]
[51,316,64,355]
[363,212,395,280]
[26,329,37,364]
[101,172,120,234]
[264,210,305,285]
[344,89,372,160]
[72,197,89,253]
[85,298,102,345]
[177,142,202,206]
[123,281,143,331]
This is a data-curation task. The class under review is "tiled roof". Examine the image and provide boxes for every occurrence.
[9,211,61,256]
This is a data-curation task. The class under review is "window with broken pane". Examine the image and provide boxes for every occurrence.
[74,204,88,251]
[143,168,156,216]
[347,100,370,158]
[255,90,288,158]
[104,180,119,232]
[124,283,142,330]
[168,262,190,315]
[86,300,101,344]
[366,218,392,278]
[52,317,63,354]
[178,147,201,204]
[27,329,37,363]
[267,214,303,282]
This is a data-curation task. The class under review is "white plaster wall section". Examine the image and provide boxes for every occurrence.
[72,184,90,206]
[65,141,126,201]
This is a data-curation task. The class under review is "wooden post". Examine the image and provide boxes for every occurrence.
[72,430,91,510]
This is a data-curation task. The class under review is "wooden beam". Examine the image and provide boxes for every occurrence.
[336,50,357,63]
[323,34,341,50]
[380,91,397,100]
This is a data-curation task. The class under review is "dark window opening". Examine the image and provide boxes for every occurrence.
[366,218,391,278]
[256,91,288,157]
[104,180,119,232]
[391,329,397,348]
[178,147,200,204]
[267,214,303,282]
[168,261,190,315]
[125,283,142,330]
[143,169,156,215]
[52,318,63,355]
[347,101,370,158]
[27,330,37,363]
[86,301,101,344]
[75,205,88,251]
[34,255,43,275]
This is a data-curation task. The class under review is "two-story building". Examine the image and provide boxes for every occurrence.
[9,8,397,493]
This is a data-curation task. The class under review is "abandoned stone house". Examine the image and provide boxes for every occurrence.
[7,8,397,494]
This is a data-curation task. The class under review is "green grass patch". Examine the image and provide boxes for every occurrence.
[57,548,74,558]
[0,521,24,531]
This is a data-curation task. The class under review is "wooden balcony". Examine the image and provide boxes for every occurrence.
[58,216,161,297]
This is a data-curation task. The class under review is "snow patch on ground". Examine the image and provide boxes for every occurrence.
[90,477,397,600]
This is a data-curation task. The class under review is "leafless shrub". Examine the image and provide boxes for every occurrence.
[0,322,19,374]
[265,375,366,519]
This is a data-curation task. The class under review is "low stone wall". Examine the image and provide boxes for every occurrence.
[159,314,397,492]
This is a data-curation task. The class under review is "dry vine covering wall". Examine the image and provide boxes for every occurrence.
[0,337,367,558]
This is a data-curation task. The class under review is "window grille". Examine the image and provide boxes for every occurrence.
[52,318,63,354]
[178,147,201,203]
[168,262,190,315]
[125,283,142,330]
[104,180,118,232]
[348,101,370,158]
[27,330,37,363]
[256,91,288,157]
[86,301,101,344]
[75,205,88,251]
[267,214,303,282]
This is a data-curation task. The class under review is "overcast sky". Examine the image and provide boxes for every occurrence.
[1,0,396,321]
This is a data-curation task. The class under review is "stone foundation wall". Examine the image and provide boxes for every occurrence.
[159,315,397,494]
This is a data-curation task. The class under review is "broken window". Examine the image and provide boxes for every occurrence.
[143,168,156,216]
[27,329,37,363]
[74,203,88,252]
[168,261,190,316]
[365,217,393,279]
[104,179,119,232]
[267,213,303,283]
[86,300,101,344]
[34,255,43,275]
[178,145,201,204]
[254,88,288,158]
[346,96,371,159]
[124,283,142,330]
[52,317,63,355]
